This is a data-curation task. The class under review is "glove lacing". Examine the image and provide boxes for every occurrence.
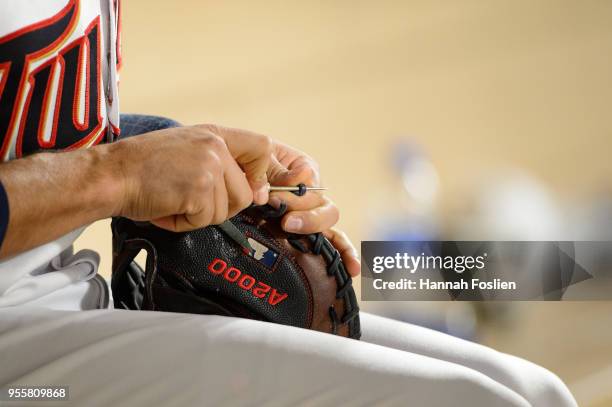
[242,202,361,339]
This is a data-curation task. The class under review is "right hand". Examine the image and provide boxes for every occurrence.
[109,124,274,232]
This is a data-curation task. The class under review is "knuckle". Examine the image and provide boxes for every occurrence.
[195,171,214,192]
[189,125,210,139]
[306,166,319,182]
[310,158,320,172]
[181,199,200,216]
[194,123,220,135]
[303,154,319,170]
[260,134,273,153]
[204,150,223,169]
[203,134,226,150]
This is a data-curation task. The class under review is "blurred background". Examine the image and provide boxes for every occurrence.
[76,1,612,405]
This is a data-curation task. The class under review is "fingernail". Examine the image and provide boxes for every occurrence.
[254,183,270,204]
[285,217,303,232]
[268,196,282,209]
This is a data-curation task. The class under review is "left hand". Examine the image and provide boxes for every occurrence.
[266,141,360,277]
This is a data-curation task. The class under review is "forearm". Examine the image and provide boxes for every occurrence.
[0,144,122,259]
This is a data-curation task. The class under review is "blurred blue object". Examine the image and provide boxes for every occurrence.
[369,138,440,241]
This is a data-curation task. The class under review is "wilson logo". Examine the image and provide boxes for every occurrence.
[207,258,288,306]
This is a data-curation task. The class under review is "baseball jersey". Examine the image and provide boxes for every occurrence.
[0,0,121,161]
[0,0,121,309]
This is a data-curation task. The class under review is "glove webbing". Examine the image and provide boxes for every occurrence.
[222,203,362,339]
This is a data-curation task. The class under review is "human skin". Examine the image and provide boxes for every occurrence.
[0,124,360,276]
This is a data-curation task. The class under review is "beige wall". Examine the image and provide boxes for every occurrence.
[75,2,612,405]
[78,0,612,273]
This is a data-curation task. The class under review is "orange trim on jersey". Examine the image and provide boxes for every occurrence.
[72,36,90,131]
[0,0,80,160]
[14,15,105,156]
[48,56,65,150]
[0,62,10,103]
[110,121,121,137]
[31,56,61,148]
[62,15,105,152]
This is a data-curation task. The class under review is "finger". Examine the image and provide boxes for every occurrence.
[152,188,217,231]
[323,228,361,277]
[268,189,326,212]
[211,173,229,225]
[221,150,254,217]
[268,160,319,187]
[266,155,290,184]
[150,215,180,232]
[152,212,207,232]
[183,190,216,230]
[281,199,339,234]
[212,125,272,204]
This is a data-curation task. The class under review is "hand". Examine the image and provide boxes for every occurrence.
[111,124,272,232]
[266,142,360,277]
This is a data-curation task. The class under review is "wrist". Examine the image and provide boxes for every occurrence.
[88,142,128,218]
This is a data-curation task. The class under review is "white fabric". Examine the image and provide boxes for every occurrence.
[0,227,576,406]
[0,228,108,310]
[0,308,576,407]
[101,0,121,136]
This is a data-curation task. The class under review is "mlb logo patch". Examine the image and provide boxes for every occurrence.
[247,237,279,268]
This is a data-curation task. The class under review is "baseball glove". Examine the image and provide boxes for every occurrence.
[111,203,361,339]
